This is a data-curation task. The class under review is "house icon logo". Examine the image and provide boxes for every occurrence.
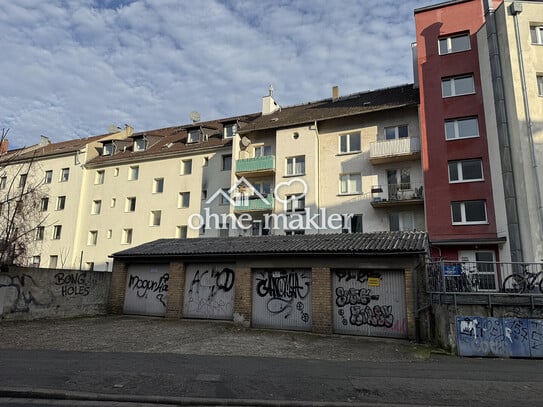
[206,177,271,207]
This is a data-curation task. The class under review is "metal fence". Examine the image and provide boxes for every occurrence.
[427,261,543,294]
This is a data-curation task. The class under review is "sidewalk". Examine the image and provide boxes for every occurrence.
[0,315,434,362]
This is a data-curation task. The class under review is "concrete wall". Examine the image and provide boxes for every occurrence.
[0,267,111,321]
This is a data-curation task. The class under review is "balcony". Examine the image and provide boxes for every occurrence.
[234,195,274,213]
[235,156,275,176]
[369,137,421,165]
[370,183,424,208]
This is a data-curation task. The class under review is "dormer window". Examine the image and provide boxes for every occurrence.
[224,123,237,138]
[133,137,147,152]
[103,143,114,156]
[187,130,200,144]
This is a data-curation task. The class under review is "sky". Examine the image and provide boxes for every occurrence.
[0,0,435,149]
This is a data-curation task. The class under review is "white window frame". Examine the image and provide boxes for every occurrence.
[389,211,414,232]
[181,159,192,175]
[52,225,62,240]
[49,255,58,269]
[442,75,475,97]
[0,176,6,189]
[187,130,200,143]
[56,196,66,211]
[339,173,362,195]
[87,230,98,246]
[254,145,272,157]
[19,174,27,188]
[122,228,133,244]
[220,188,230,206]
[438,32,471,55]
[150,210,162,226]
[153,178,164,194]
[40,197,49,211]
[448,159,484,183]
[223,123,237,138]
[128,166,139,181]
[133,137,146,152]
[286,194,306,212]
[35,226,45,241]
[531,26,543,45]
[445,117,479,140]
[538,75,543,97]
[339,132,361,154]
[94,170,105,185]
[178,192,190,208]
[125,197,136,212]
[451,200,487,225]
[103,143,114,156]
[44,170,53,184]
[60,168,70,182]
[286,155,305,176]
[91,200,102,215]
[385,125,409,140]
[32,256,41,267]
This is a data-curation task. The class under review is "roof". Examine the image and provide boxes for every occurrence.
[239,84,419,134]
[112,231,428,259]
[86,114,259,167]
[414,0,472,14]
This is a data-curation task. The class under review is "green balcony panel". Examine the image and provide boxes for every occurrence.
[236,156,275,173]
[234,196,274,211]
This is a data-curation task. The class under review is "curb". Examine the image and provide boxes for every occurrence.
[0,386,429,407]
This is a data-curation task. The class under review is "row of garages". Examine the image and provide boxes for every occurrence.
[108,232,426,339]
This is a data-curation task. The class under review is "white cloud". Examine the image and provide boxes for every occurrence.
[0,0,434,148]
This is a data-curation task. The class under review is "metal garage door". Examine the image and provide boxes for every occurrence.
[252,269,311,331]
[332,269,407,338]
[183,263,235,320]
[123,264,169,317]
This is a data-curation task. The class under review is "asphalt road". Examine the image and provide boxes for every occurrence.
[0,317,542,406]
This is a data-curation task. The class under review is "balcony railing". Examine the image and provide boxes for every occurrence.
[370,182,424,207]
[235,156,275,174]
[369,137,421,164]
[427,261,543,294]
[234,195,274,212]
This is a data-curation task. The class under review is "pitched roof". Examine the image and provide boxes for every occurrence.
[112,231,427,259]
[239,84,419,133]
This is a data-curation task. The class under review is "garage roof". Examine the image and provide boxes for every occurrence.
[112,231,427,258]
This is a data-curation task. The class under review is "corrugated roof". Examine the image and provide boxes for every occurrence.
[239,84,419,133]
[112,231,427,258]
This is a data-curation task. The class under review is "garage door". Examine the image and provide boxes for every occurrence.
[252,269,311,331]
[123,264,169,317]
[332,269,407,338]
[183,263,235,320]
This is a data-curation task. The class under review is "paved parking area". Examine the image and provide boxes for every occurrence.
[0,315,433,362]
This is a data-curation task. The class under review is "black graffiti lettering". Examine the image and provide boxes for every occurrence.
[128,273,169,300]
[0,274,53,313]
[335,287,380,307]
[336,270,381,284]
[349,305,394,328]
[256,271,310,299]
[215,268,234,292]
[54,272,85,286]
[189,267,235,300]
[54,272,91,297]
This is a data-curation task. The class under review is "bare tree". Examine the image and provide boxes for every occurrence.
[0,129,48,268]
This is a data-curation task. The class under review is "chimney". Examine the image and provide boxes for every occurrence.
[262,84,281,115]
[39,135,51,146]
[124,124,134,136]
[0,139,7,154]
[332,86,340,101]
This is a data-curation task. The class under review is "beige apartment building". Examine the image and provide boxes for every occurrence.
[0,85,423,271]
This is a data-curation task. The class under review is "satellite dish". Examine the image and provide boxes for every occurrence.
[190,111,201,123]
[240,136,251,148]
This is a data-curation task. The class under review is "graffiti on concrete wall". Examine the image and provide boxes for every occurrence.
[184,265,235,319]
[54,272,97,297]
[0,274,53,314]
[456,316,543,358]
[254,269,311,323]
[127,272,169,307]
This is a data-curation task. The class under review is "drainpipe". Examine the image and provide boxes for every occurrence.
[484,1,524,262]
[510,2,543,259]
[313,120,321,230]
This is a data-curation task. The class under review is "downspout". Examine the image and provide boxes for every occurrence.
[484,1,524,262]
[313,120,321,230]
[510,2,543,259]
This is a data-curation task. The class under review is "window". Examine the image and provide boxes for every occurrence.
[111,198,116,208]
[133,137,146,152]
[187,130,200,143]
[222,154,232,171]
[150,210,161,226]
[0,176,6,189]
[125,197,136,212]
[88,230,98,245]
[32,256,41,267]
[339,132,361,153]
[202,190,207,200]
[531,25,543,45]
[103,143,114,156]
[224,123,237,138]
[254,182,272,195]
[286,155,305,176]
[438,32,470,54]
[254,145,272,157]
[340,173,362,194]
[56,196,66,210]
[44,170,53,184]
[286,194,305,212]
[35,226,45,241]
[220,188,230,205]
[176,225,188,239]
[113,167,119,176]
[153,178,164,193]
[52,225,62,240]
[203,157,209,167]
[91,200,102,214]
[94,170,105,185]
[286,230,305,236]
[107,229,112,239]
[389,212,414,231]
[385,125,408,140]
[128,166,139,181]
[448,159,483,182]
[445,117,479,140]
[19,174,27,188]
[343,214,363,233]
[60,168,70,182]
[178,192,190,208]
[40,197,49,211]
[442,75,475,97]
[49,255,58,269]
[122,228,133,244]
[451,200,487,225]
[386,168,411,191]
[181,159,192,175]
[538,75,543,97]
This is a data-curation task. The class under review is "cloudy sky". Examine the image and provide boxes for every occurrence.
[1,0,434,149]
